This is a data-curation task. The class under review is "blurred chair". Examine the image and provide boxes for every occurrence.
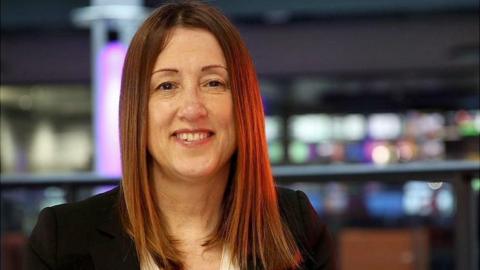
[1,232,26,270]
[340,228,429,270]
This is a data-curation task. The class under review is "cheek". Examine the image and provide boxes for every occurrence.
[212,96,235,126]
[147,105,158,136]
[216,98,236,144]
[147,102,171,140]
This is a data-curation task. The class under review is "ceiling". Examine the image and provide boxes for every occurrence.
[1,0,478,29]
[1,0,478,84]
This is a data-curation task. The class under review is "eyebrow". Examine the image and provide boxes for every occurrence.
[201,65,227,72]
[151,68,178,75]
[151,65,227,75]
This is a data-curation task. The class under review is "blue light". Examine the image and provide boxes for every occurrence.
[365,191,404,219]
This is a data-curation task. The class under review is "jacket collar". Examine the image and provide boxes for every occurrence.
[90,188,140,270]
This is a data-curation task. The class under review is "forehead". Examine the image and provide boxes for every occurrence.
[154,27,226,66]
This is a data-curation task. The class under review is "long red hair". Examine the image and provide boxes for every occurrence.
[118,1,301,269]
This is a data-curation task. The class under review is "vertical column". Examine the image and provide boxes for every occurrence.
[453,173,477,270]
[72,1,148,178]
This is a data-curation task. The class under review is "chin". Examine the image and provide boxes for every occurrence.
[174,163,218,179]
[174,156,232,181]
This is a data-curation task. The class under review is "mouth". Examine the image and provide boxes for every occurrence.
[172,129,215,143]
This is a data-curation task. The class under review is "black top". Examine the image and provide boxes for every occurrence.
[24,186,336,270]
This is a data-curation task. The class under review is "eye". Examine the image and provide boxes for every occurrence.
[204,80,225,88]
[156,82,177,91]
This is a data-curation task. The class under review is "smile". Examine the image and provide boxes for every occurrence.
[176,132,210,142]
[172,129,215,144]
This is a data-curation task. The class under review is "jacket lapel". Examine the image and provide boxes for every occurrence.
[89,197,140,270]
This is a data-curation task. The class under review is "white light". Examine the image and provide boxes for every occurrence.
[265,116,281,142]
[403,181,433,216]
[372,144,391,165]
[0,116,16,172]
[342,114,366,141]
[427,182,443,190]
[30,121,57,171]
[290,114,332,143]
[474,111,480,132]
[436,189,454,216]
[368,113,402,140]
[57,127,92,170]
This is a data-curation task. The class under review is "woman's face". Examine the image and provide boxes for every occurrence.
[147,27,236,181]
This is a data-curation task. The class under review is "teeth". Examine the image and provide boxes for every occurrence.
[176,132,210,142]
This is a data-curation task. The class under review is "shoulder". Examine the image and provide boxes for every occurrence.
[36,185,119,235]
[276,186,320,232]
[276,186,337,270]
[276,187,322,242]
[50,186,119,219]
[25,186,120,269]
[39,186,120,234]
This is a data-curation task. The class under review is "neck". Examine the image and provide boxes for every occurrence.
[152,163,230,242]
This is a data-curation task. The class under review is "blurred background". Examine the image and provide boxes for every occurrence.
[1,0,479,269]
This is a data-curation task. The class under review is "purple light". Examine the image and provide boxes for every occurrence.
[95,42,126,177]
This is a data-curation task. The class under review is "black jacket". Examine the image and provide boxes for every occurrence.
[24,186,336,270]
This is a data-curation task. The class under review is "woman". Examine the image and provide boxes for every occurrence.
[25,1,335,269]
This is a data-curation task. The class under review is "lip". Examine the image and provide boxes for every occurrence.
[171,128,215,147]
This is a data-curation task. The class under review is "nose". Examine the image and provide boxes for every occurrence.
[177,90,208,121]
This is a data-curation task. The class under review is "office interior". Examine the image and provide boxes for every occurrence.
[1,0,479,269]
